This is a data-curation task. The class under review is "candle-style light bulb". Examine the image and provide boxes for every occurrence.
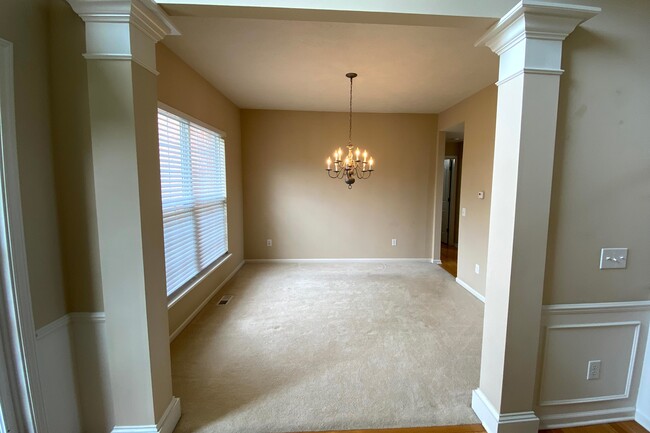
[363,150,368,162]
[355,147,361,161]
[327,157,331,170]
[368,157,374,170]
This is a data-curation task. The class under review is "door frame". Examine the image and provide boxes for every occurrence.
[0,37,48,433]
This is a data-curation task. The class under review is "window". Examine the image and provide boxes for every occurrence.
[157,106,228,298]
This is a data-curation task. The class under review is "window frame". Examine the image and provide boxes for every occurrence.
[157,102,231,307]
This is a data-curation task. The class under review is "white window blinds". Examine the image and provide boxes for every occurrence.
[157,107,228,297]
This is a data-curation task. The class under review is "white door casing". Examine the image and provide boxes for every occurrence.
[0,37,49,433]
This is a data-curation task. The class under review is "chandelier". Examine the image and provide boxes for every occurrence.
[326,72,374,189]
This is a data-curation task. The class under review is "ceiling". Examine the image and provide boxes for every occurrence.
[160,11,499,113]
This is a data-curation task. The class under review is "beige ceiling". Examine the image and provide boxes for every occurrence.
[160,13,499,113]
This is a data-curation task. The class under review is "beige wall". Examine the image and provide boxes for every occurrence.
[544,0,650,304]
[49,0,103,315]
[156,44,245,336]
[242,110,437,259]
[1,0,67,328]
[438,85,497,296]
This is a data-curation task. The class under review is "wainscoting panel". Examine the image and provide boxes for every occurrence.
[539,321,640,405]
[35,316,82,433]
[537,301,650,429]
[36,312,112,433]
[70,313,113,433]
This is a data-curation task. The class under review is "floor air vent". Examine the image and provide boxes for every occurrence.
[217,295,233,305]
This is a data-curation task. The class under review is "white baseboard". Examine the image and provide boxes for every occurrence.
[456,278,486,303]
[112,396,181,433]
[539,406,635,429]
[432,259,442,264]
[471,389,539,433]
[245,258,431,263]
[169,260,245,342]
[636,408,650,431]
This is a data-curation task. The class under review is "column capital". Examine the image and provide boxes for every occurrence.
[476,0,600,55]
[476,0,599,85]
[67,0,180,74]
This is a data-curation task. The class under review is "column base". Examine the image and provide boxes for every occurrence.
[112,397,181,433]
[472,389,539,433]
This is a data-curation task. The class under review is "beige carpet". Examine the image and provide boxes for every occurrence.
[171,261,484,433]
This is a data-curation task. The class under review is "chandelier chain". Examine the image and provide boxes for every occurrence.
[348,75,353,145]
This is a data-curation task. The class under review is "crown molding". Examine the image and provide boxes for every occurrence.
[476,0,600,55]
[67,0,179,74]
[67,0,180,42]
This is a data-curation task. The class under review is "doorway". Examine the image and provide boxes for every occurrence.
[439,127,463,277]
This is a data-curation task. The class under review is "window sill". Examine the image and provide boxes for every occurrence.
[167,252,232,309]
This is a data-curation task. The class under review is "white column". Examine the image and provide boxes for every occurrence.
[65,1,181,431]
[471,2,599,433]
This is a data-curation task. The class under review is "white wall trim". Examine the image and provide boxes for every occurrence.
[432,259,443,264]
[538,321,641,406]
[0,37,49,433]
[496,67,565,86]
[245,258,431,264]
[67,0,179,40]
[83,54,160,76]
[539,406,636,429]
[169,260,245,342]
[543,300,650,315]
[36,312,107,340]
[66,0,179,76]
[168,253,232,308]
[35,315,71,340]
[456,278,486,303]
[111,396,180,433]
[35,313,107,335]
[636,408,650,431]
[472,389,539,433]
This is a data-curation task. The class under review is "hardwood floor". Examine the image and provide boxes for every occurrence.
[294,425,484,433]
[439,243,458,277]
[293,421,649,433]
[543,421,649,433]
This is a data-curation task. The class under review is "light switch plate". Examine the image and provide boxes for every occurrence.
[599,248,627,269]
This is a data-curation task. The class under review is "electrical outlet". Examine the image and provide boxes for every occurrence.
[391,239,397,247]
[587,360,601,380]
[266,239,272,247]
[462,208,467,217]
[475,264,480,274]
